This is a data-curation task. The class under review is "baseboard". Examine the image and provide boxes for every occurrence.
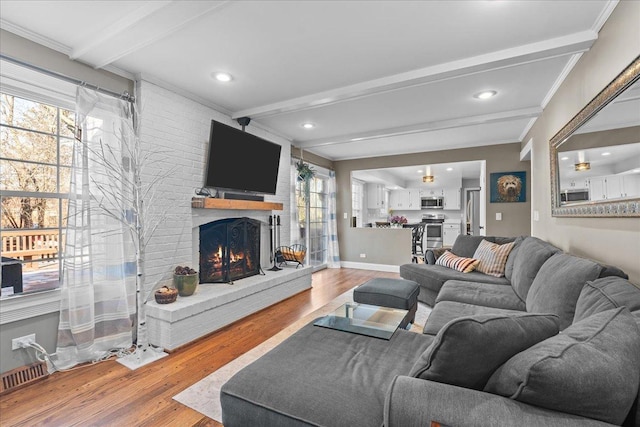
[340,261,400,273]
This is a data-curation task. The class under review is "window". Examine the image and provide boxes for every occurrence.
[1,93,75,297]
[295,173,329,268]
[351,179,364,227]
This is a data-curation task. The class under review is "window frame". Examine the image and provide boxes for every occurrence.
[0,59,76,323]
[2,91,74,298]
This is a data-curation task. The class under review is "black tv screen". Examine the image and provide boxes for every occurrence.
[205,120,282,195]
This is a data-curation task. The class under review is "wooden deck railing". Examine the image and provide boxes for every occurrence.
[1,230,62,268]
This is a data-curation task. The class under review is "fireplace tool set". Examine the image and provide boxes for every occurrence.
[268,215,282,271]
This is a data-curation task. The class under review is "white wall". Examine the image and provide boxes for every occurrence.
[137,79,291,293]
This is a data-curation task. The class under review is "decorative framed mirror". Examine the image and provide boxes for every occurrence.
[550,56,640,217]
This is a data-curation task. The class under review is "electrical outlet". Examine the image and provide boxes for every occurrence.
[12,333,36,350]
[360,253,366,258]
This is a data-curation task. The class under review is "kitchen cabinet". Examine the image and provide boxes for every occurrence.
[589,177,606,201]
[443,222,461,247]
[622,175,640,197]
[419,188,444,198]
[407,189,421,210]
[389,190,408,210]
[389,189,421,210]
[561,179,590,191]
[588,175,640,201]
[366,183,386,209]
[443,187,461,210]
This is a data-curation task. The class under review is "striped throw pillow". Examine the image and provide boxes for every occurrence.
[473,239,516,277]
[435,250,479,273]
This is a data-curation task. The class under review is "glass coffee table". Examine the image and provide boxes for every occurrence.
[314,302,409,340]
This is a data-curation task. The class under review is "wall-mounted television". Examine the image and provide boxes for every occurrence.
[205,120,282,195]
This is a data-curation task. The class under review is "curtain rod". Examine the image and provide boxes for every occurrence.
[0,54,135,103]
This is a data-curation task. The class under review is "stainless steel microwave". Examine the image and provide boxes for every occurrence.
[421,196,444,209]
[560,189,590,204]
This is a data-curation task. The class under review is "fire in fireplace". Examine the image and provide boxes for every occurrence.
[199,217,261,283]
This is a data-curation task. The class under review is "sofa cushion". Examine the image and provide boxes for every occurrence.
[434,250,479,273]
[400,264,509,297]
[473,239,515,278]
[510,237,562,302]
[423,300,523,336]
[526,253,602,330]
[504,236,525,283]
[485,307,640,425]
[574,276,640,323]
[410,313,559,390]
[220,319,434,427]
[436,280,526,311]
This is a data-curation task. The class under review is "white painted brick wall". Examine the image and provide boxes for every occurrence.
[137,79,291,294]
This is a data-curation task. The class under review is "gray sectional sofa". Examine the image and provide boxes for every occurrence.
[220,235,640,426]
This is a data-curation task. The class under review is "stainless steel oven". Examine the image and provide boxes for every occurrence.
[422,213,445,248]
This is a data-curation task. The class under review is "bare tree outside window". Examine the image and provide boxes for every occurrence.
[0,93,74,295]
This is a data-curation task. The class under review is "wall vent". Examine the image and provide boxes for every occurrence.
[0,362,48,395]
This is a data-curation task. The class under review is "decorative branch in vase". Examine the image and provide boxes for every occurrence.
[82,104,175,368]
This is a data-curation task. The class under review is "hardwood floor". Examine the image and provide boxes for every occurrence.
[0,268,400,426]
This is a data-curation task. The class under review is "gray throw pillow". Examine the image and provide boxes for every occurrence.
[409,313,559,390]
[526,253,602,330]
[485,307,640,425]
[510,237,560,301]
[573,276,640,323]
[451,235,495,258]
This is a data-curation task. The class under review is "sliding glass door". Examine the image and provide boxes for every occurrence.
[294,171,329,270]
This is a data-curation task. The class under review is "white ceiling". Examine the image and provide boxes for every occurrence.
[0,0,619,160]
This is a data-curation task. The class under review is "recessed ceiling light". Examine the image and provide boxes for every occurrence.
[350,137,364,141]
[601,152,611,156]
[633,169,640,173]
[212,72,233,82]
[302,122,315,129]
[474,90,497,100]
[561,156,569,161]
[417,169,423,174]
[446,167,453,171]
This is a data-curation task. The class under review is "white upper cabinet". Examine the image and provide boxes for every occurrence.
[366,183,386,209]
[588,174,640,201]
[443,187,461,210]
[390,189,421,210]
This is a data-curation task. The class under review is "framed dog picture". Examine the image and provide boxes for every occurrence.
[490,171,526,203]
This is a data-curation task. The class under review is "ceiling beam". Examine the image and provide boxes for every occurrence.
[232,31,597,121]
[295,106,542,149]
[69,1,173,61]
[71,1,231,69]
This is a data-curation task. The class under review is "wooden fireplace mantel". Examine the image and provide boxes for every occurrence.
[191,197,283,211]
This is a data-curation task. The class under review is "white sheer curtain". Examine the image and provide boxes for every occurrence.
[290,158,303,246]
[327,170,341,268]
[55,87,137,369]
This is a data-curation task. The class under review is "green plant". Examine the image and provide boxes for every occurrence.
[174,265,197,275]
[296,159,315,182]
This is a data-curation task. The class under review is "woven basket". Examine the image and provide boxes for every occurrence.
[154,286,178,304]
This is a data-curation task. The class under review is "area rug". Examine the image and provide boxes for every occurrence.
[172,289,432,422]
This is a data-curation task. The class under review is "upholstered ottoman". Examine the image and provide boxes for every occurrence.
[353,278,420,329]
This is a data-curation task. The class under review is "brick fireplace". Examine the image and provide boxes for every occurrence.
[199,217,261,283]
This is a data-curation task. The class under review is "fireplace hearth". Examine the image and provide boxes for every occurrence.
[199,217,261,283]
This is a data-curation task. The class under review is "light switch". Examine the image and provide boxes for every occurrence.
[343,212,348,219]
[533,210,539,221]
[496,212,502,221]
